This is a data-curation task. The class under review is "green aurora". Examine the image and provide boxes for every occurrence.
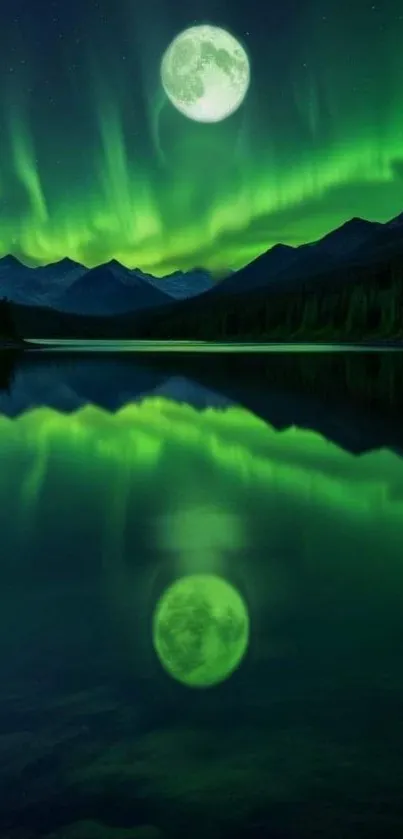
[1,0,403,275]
[1,398,403,608]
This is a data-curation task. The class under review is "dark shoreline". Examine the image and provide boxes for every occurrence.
[13,339,403,350]
[0,340,41,349]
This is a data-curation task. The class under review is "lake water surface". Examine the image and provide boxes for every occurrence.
[1,348,403,839]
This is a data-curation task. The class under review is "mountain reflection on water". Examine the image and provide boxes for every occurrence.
[1,349,403,839]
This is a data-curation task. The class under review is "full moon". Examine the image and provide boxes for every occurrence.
[152,574,250,687]
[160,25,250,123]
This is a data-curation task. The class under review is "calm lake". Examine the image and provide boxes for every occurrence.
[1,347,403,839]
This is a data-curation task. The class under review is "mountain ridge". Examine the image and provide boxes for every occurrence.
[0,257,214,315]
[2,209,403,336]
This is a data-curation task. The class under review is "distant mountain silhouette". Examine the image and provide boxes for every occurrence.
[146,268,213,299]
[34,257,87,283]
[57,262,172,315]
[347,213,403,264]
[308,216,382,255]
[0,255,213,314]
[209,217,384,298]
[134,210,403,342]
[0,255,86,307]
[0,256,30,304]
[209,244,297,296]
[3,210,403,340]
[387,211,403,228]
[0,255,22,269]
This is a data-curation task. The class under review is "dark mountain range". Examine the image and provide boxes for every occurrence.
[310,216,382,256]
[34,257,87,285]
[146,268,214,299]
[0,256,33,304]
[35,256,86,275]
[0,255,213,315]
[348,215,403,263]
[209,216,384,298]
[0,255,86,307]
[57,262,171,315]
[0,255,22,271]
[209,243,297,296]
[387,211,403,228]
[132,210,403,342]
[2,210,403,341]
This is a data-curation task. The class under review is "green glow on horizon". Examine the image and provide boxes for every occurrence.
[152,574,250,687]
[1,2,403,274]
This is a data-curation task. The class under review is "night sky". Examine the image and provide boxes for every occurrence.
[1,0,403,275]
